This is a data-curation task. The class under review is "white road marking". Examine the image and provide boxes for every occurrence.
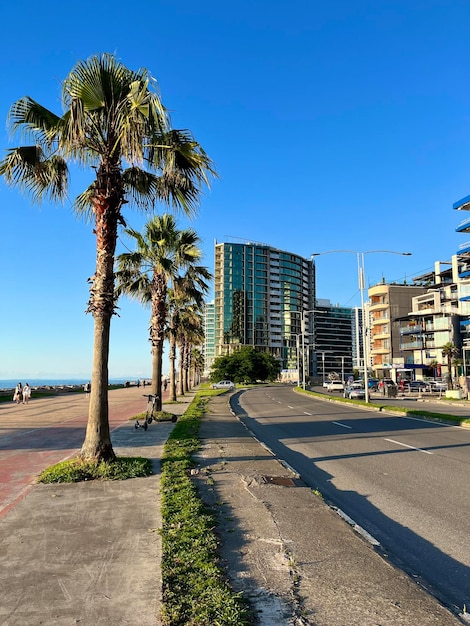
[304,412,312,416]
[333,421,352,429]
[287,405,294,409]
[384,438,433,454]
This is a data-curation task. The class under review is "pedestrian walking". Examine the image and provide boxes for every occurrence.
[13,382,22,404]
[163,379,168,392]
[84,382,91,395]
[22,383,32,404]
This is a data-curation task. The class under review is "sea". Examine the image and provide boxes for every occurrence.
[0,378,146,391]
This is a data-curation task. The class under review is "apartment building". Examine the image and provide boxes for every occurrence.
[213,241,315,373]
[368,282,426,379]
[203,300,216,376]
[313,300,353,382]
[454,193,470,374]
[397,260,461,379]
[351,306,364,371]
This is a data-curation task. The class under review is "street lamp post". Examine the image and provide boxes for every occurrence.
[311,250,412,402]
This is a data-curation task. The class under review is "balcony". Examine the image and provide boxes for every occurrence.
[454,194,470,212]
[369,301,389,312]
[458,241,470,256]
[400,324,423,335]
[456,215,470,233]
[370,346,390,355]
[371,330,389,339]
[400,341,423,350]
[371,315,389,325]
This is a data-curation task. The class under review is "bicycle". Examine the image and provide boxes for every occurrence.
[135,394,159,430]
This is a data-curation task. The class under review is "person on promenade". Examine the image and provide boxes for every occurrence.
[13,382,22,404]
[22,383,32,404]
[84,382,91,395]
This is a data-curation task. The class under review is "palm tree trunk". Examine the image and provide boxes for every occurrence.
[169,336,177,401]
[80,180,120,462]
[81,314,114,460]
[152,342,164,410]
[184,343,190,391]
[177,345,184,396]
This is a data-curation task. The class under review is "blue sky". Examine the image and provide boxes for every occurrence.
[1,0,469,380]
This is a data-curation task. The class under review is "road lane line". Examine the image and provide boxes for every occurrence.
[384,438,433,454]
[304,412,312,416]
[287,405,295,409]
[333,421,352,429]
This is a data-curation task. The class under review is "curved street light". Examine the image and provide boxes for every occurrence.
[311,250,412,402]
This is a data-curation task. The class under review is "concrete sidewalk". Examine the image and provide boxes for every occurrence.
[0,388,464,625]
[0,392,194,626]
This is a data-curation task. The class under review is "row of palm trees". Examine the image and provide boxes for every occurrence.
[115,214,211,410]
[0,53,216,462]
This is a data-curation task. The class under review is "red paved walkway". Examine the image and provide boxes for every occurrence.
[0,386,164,518]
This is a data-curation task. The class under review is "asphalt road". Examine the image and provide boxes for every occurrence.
[233,385,470,616]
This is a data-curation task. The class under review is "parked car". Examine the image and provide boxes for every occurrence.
[343,385,366,400]
[322,380,330,388]
[368,378,379,390]
[410,380,428,391]
[211,380,235,390]
[327,380,344,393]
[402,380,428,392]
[428,380,448,392]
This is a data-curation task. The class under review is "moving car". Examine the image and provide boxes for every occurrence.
[327,380,344,393]
[344,385,366,400]
[211,380,235,390]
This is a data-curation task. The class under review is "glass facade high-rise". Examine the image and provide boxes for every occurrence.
[314,299,353,381]
[203,301,215,376]
[214,242,315,372]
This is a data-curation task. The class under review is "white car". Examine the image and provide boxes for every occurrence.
[326,381,344,393]
[211,380,235,390]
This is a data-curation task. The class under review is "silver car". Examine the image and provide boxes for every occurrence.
[344,385,366,400]
[211,380,235,390]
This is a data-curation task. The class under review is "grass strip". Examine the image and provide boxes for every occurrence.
[160,391,251,626]
[38,457,152,483]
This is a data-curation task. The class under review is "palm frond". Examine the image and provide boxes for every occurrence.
[8,97,62,147]
[0,146,68,203]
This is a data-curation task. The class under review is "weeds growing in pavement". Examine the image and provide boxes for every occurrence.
[160,392,251,626]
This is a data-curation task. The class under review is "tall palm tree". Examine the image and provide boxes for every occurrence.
[0,53,215,461]
[180,316,205,392]
[441,342,459,390]
[167,265,211,400]
[191,347,205,387]
[115,214,204,409]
